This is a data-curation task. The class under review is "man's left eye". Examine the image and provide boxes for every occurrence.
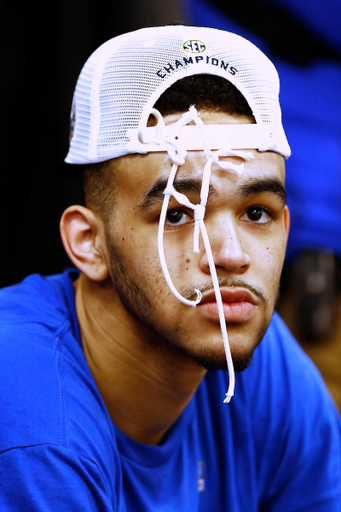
[241,207,272,224]
[165,209,191,226]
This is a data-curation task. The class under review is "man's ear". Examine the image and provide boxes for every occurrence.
[60,205,109,281]
[284,205,290,243]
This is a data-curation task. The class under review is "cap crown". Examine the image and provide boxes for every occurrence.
[65,25,290,164]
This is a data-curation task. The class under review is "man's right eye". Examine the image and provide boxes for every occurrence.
[165,209,192,227]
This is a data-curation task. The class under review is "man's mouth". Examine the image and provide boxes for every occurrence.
[197,287,258,323]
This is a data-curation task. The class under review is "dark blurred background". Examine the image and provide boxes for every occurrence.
[1,0,341,403]
[0,0,189,288]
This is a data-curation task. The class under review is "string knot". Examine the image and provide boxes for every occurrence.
[194,204,205,222]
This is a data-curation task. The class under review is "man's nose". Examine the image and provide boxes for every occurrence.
[199,216,251,275]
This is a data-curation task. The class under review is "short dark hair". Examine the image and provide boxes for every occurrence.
[82,74,254,219]
[154,74,254,119]
[82,160,116,223]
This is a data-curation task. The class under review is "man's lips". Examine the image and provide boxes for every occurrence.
[197,287,258,323]
[199,287,257,306]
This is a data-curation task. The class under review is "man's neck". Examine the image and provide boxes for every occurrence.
[74,273,206,446]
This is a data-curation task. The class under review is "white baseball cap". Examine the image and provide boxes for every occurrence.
[65,24,291,164]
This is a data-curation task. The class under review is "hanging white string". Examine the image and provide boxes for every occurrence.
[140,106,253,402]
[197,217,235,402]
[158,163,202,307]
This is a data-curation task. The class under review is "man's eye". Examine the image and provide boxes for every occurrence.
[241,207,272,224]
[165,209,191,226]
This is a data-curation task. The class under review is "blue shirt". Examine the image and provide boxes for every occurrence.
[0,269,340,510]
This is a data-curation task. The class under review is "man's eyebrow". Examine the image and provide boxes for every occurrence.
[238,177,286,203]
[138,177,217,209]
[138,175,286,209]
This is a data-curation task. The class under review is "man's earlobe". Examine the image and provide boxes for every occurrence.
[60,205,109,281]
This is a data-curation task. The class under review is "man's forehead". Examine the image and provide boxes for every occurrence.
[147,147,285,182]
[135,150,286,211]
[113,145,285,199]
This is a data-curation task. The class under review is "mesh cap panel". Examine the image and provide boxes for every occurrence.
[65,25,291,164]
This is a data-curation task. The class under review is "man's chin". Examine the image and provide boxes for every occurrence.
[185,323,269,372]
[193,350,255,372]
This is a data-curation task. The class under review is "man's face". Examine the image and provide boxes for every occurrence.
[102,112,289,371]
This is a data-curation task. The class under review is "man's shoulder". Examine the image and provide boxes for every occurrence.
[257,312,326,382]
[244,313,341,507]
[200,313,341,509]
[0,268,80,329]
[235,312,341,456]
[0,271,118,502]
[243,312,332,402]
[0,269,92,454]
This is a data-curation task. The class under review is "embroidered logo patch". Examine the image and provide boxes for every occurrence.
[182,39,206,54]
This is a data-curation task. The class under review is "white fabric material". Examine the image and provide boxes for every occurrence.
[65,25,291,164]
[135,124,269,153]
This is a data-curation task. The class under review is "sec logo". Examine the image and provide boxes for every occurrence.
[182,40,206,54]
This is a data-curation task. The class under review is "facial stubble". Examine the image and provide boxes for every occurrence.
[105,228,275,372]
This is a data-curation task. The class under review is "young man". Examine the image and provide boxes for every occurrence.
[0,25,340,510]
